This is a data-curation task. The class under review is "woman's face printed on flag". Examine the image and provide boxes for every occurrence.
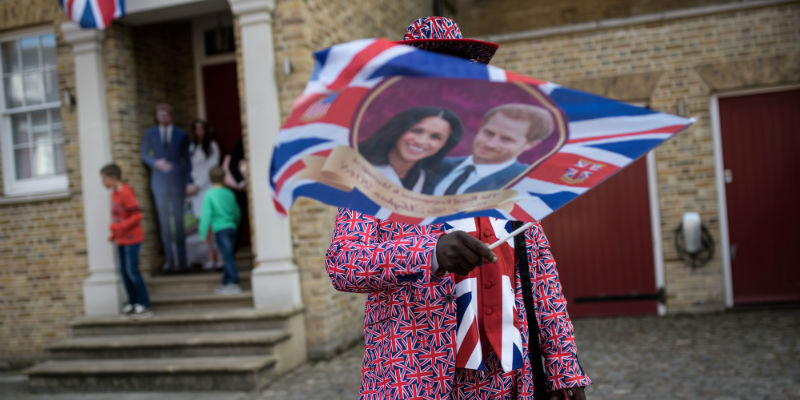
[389,116,452,164]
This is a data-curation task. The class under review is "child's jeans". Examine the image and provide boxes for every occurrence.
[117,243,150,308]
[214,228,239,285]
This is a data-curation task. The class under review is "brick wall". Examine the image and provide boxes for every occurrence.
[487,3,800,312]
[0,0,198,362]
[454,0,759,36]
[0,0,85,364]
[268,0,430,358]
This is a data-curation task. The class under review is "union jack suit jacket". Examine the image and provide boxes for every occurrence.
[325,208,591,399]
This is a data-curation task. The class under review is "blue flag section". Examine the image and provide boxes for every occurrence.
[270,39,694,224]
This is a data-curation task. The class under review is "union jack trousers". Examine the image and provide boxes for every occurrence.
[325,208,591,399]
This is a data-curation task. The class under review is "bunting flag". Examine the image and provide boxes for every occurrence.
[59,0,125,29]
[270,38,693,224]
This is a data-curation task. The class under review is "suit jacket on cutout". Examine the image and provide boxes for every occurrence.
[140,126,193,188]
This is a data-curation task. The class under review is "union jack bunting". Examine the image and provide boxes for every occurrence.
[270,38,693,224]
[59,0,125,29]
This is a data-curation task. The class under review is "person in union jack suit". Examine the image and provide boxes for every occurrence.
[325,17,591,400]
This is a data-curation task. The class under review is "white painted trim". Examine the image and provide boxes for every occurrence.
[0,27,67,196]
[710,84,800,309]
[480,0,796,43]
[646,150,667,316]
[192,14,237,119]
[126,0,209,14]
[710,96,733,308]
[229,0,303,313]
[0,189,71,204]
[61,21,121,316]
[0,25,54,42]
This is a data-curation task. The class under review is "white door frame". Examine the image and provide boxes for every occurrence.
[646,151,667,316]
[191,13,236,119]
[710,84,800,308]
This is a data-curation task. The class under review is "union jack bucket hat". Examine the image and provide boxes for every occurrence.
[397,16,498,64]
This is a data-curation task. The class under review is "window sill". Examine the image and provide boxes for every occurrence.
[0,190,73,205]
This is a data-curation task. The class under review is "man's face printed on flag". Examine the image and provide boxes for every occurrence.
[472,113,538,165]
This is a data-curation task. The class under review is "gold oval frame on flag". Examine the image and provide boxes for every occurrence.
[351,76,570,192]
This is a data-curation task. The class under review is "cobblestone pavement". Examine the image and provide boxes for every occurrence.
[2,307,798,400]
[257,307,800,400]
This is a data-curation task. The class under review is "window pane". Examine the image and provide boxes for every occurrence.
[44,69,58,103]
[4,74,24,108]
[1,40,20,73]
[33,137,55,177]
[20,36,39,70]
[54,142,65,175]
[14,147,32,179]
[31,110,49,143]
[23,71,44,105]
[11,113,29,145]
[52,110,63,140]
[41,34,57,67]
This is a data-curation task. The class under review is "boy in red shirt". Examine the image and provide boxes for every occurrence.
[101,164,152,317]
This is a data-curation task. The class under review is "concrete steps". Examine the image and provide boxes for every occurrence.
[68,308,292,337]
[47,330,290,359]
[25,356,277,392]
[24,262,308,393]
[150,291,254,312]
[146,271,253,296]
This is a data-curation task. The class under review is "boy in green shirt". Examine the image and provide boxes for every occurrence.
[199,166,242,294]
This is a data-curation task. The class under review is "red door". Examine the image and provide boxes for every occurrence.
[543,157,658,317]
[202,62,249,245]
[719,89,800,305]
[202,62,242,157]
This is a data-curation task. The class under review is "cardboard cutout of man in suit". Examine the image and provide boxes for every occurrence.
[429,103,555,195]
[141,103,192,272]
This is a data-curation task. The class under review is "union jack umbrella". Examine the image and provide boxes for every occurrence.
[59,0,125,29]
[270,38,693,224]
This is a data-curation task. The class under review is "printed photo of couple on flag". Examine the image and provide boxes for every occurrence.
[354,77,567,195]
[271,38,694,224]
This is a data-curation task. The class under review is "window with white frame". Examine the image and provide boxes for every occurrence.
[0,28,66,196]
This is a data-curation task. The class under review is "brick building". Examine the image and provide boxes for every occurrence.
[0,0,797,383]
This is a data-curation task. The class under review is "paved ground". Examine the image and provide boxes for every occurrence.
[2,307,798,399]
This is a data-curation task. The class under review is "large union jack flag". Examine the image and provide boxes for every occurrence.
[270,38,693,224]
[59,0,125,30]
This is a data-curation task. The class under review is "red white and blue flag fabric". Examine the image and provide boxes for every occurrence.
[448,217,524,372]
[59,0,124,30]
[270,38,693,224]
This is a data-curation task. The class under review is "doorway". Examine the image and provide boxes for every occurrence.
[717,88,800,305]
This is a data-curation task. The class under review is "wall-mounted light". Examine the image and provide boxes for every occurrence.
[283,56,293,75]
[674,212,714,268]
[676,99,686,116]
[63,88,76,107]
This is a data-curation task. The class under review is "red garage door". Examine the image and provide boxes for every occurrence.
[543,157,658,317]
[719,89,800,305]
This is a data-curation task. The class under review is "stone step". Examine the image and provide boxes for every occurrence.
[47,330,290,359]
[150,291,254,312]
[70,308,302,337]
[146,272,252,296]
[148,250,253,275]
[25,355,277,392]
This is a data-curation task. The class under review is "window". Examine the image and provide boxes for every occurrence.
[0,28,66,196]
